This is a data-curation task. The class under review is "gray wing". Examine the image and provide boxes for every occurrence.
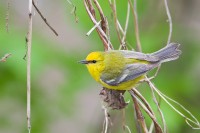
[100,63,157,86]
[119,50,159,62]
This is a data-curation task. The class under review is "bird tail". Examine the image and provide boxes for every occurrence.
[151,43,181,63]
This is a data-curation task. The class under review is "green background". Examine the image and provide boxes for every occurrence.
[0,0,200,133]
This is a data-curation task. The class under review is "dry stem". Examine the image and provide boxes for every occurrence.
[32,0,58,36]
[66,0,78,22]
[163,0,172,45]
[130,89,163,133]
[6,0,10,33]
[0,53,11,62]
[108,0,123,48]
[128,0,142,52]
[26,0,33,132]
[84,0,113,51]
[130,90,148,133]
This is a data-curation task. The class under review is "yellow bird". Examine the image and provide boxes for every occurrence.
[79,43,181,90]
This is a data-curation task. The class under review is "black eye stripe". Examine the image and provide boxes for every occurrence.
[92,60,97,63]
[88,60,97,63]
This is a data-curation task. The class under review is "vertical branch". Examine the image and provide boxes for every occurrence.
[128,0,142,52]
[131,91,148,133]
[102,106,109,133]
[122,2,130,46]
[118,2,130,50]
[26,0,33,132]
[6,0,10,33]
[108,0,123,47]
[163,0,172,45]
[122,109,131,133]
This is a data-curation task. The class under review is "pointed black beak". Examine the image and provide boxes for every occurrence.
[78,60,89,64]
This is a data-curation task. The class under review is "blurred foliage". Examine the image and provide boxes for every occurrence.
[0,0,200,133]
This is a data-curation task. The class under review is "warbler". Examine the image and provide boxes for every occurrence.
[79,43,181,90]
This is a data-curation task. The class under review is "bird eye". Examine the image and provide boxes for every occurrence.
[92,60,97,63]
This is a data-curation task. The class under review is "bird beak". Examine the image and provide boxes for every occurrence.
[78,60,89,64]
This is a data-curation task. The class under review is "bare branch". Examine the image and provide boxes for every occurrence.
[86,20,101,36]
[122,2,130,47]
[102,106,109,133]
[122,109,131,133]
[129,90,163,133]
[0,53,11,62]
[26,0,33,132]
[163,0,172,45]
[84,0,113,50]
[130,90,148,133]
[66,0,78,23]
[147,76,167,133]
[131,89,163,133]
[32,0,58,36]
[145,78,200,130]
[93,0,107,34]
[128,0,142,52]
[105,17,111,43]
[6,0,10,33]
[108,0,121,39]
[118,2,130,50]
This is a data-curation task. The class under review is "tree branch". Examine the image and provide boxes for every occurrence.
[84,0,113,50]
[163,0,172,45]
[32,0,58,36]
[0,53,11,62]
[128,0,142,52]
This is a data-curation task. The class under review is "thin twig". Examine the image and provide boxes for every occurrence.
[108,0,123,47]
[122,109,125,132]
[124,125,132,133]
[148,65,161,80]
[146,76,167,133]
[131,89,154,115]
[32,0,58,36]
[86,20,101,36]
[133,104,142,133]
[163,0,172,45]
[122,112,132,133]
[130,90,148,133]
[145,78,200,129]
[128,0,142,52]
[93,0,107,34]
[84,0,113,50]
[105,17,111,43]
[84,0,108,49]
[129,90,163,133]
[131,89,163,133]
[0,53,11,62]
[149,122,154,133]
[121,2,130,49]
[102,106,109,133]
[66,0,78,23]
[6,0,10,33]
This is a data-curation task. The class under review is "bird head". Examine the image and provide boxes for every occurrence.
[79,51,105,81]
